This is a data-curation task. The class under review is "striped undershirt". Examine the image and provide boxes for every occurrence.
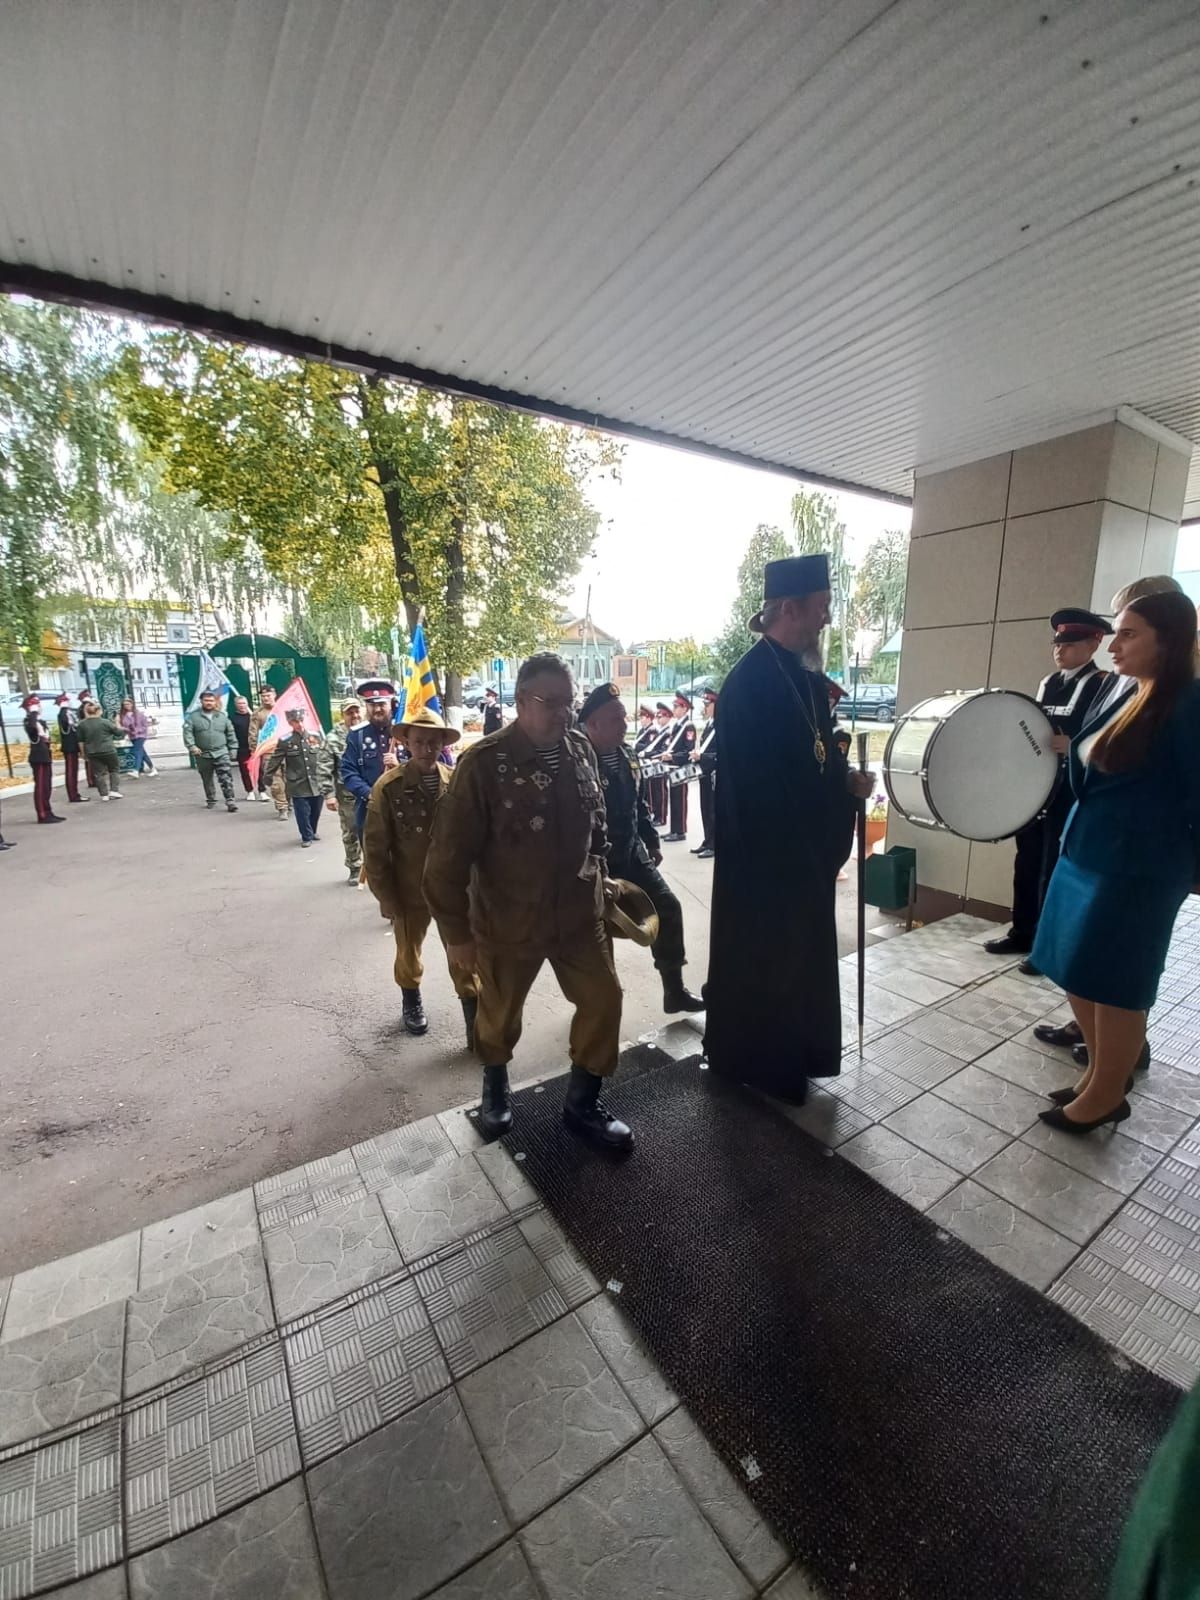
[599,749,623,776]
[419,772,440,796]
[537,746,561,773]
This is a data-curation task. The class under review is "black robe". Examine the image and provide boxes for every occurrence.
[703,637,855,1094]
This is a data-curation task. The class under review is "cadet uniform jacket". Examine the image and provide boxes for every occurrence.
[57,707,81,755]
[1035,661,1109,741]
[363,761,451,918]
[24,712,52,765]
[265,730,335,798]
[665,715,697,766]
[599,746,660,874]
[424,723,609,958]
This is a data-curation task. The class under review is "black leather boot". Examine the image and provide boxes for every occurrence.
[401,988,428,1036]
[480,1064,512,1138]
[661,969,704,1014]
[1072,1041,1089,1067]
[983,931,1031,955]
[461,995,479,1050]
[563,1065,633,1151]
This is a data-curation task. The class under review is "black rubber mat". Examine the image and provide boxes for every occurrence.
[506,1053,1181,1600]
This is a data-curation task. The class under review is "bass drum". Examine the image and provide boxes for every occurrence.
[884,689,1059,843]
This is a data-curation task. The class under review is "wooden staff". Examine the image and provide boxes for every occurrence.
[856,730,870,1058]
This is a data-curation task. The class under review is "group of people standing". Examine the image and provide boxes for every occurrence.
[633,688,718,856]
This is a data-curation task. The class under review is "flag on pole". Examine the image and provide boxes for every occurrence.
[394,622,441,723]
[246,676,324,788]
[184,651,238,720]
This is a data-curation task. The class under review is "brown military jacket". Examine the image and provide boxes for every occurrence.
[363,760,451,918]
[424,723,608,958]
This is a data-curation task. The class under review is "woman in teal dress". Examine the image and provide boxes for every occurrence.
[1032,590,1200,1135]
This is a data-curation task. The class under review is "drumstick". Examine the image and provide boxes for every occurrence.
[856,731,869,1059]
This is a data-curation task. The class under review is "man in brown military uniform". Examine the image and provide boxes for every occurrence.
[326,698,365,884]
[424,652,631,1150]
[363,707,478,1040]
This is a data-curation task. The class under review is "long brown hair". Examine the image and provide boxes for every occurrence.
[1091,590,1198,773]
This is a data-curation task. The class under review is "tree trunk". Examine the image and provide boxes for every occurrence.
[360,375,423,634]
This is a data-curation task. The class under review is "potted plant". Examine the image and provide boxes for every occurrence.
[864,791,888,854]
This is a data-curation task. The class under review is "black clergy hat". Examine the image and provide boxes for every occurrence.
[749,553,831,632]
[1050,607,1112,641]
[578,682,622,722]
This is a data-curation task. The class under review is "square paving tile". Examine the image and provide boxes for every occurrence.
[970,974,1057,1019]
[414,1224,568,1379]
[378,1152,508,1263]
[1088,1200,1200,1314]
[771,1089,871,1148]
[517,1213,601,1308]
[974,1142,1123,1245]
[1020,1123,1162,1197]
[1148,1011,1200,1068]
[576,1294,678,1426]
[262,1195,402,1323]
[351,1117,460,1193]
[1174,1125,1200,1169]
[861,1032,962,1089]
[473,1140,540,1213]
[425,1541,541,1600]
[863,963,957,1007]
[654,1408,788,1589]
[901,1010,1007,1065]
[2,1234,140,1345]
[139,1191,259,1290]
[927,1180,1079,1291]
[1134,1157,1200,1230]
[128,1477,325,1599]
[284,1275,451,1465]
[1112,1096,1196,1155]
[883,1094,1011,1175]
[1049,1253,1200,1386]
[940,992,1040,1039]
[308,1389,508,1600]
[520,1435,751,1600]
[0,1417,122,1595]
[820,1063,923,1122]
[838,1127,959,1211]
[1135,1065,1200,1118]
[972,1039,1072,1097]
[125,1245,274,1397]
[37,1569,127,1599]
[458,1313,641,1523]
[932,1064,1047,1136]
[0,1301,125,1449]
[123,1341,299,1552]
[438,1106,486,1157]
[859,985,924,1027]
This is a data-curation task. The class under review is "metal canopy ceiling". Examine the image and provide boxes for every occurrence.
[3,0,1200,515]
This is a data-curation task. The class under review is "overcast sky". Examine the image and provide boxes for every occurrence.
[568,438,911,647]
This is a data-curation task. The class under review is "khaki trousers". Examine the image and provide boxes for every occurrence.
[475,926,622,1077]
[393,906,478,999]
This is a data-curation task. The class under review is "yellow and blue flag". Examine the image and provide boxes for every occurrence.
[395,622,441,722]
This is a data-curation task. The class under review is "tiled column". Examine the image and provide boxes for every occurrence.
[889,409,1191,919]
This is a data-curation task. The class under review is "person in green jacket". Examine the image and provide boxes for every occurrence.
[1110,1376,1200,1600]
[76,704,125,800]
[264,706,336,847]
[183,691,239,813]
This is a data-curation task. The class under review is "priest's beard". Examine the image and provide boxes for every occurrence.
[799,645,824,672]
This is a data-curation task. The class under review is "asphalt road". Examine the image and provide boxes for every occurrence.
[0,761,874,1279]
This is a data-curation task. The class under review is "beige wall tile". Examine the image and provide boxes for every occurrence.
[904,524,1003,630]
[1149,442,1191,523]
[966,839,1016,911]
[1104,422,1158,513]
[910,453,1010,537]
[886,812,970,898]
[1089,500,1149,615]
[895,624,993,713]
[1007,423,1113,518]
[995,502,1102,621]
[1142,514,1180,577]
[987,618,1054,697]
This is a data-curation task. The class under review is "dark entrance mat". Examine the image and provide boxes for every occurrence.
[505,1053,1180,1600]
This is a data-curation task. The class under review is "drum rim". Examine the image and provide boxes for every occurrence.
[883,688,1055,842]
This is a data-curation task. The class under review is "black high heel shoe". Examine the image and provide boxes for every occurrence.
[1047,1071,1135,1108]
[1038,1099,1131,1135]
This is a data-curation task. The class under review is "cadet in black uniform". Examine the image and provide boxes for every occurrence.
[661,691,697,842]
[482,688,503,736]
[633,704,656,754]
[579,683,703,1013]
[692,688,717,858]
[985,608,1112,973]
[56,694,87,803]
[644,703,673,826]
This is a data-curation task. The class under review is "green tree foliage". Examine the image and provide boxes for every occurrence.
[791,488,851,677]
[712,523,792,680]
[660,637,715,681]
[0,298,132,683]
[854,528,908,645]
[117,335,620,700]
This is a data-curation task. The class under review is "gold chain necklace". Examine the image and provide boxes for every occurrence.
[767,644,827,772]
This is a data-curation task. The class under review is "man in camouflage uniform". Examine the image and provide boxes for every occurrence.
[326,699,364,884]
[264,706,335,847]
[363,707,478,1040]
[424,652,631,1150]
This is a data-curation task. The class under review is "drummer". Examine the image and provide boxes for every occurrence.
[984,607,1112,974]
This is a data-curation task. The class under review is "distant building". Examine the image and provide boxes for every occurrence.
[551,616,622,690]
[14,599,224,704]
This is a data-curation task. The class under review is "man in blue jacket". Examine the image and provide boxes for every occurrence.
[340,685,397,836]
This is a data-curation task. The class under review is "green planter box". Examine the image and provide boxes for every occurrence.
[864,845,916,911]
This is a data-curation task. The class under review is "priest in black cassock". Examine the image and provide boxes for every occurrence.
[703,554,875,1102]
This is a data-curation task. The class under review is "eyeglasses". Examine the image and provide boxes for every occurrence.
[528,694,574,713]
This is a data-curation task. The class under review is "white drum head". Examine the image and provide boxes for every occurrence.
[927,692,1057,840]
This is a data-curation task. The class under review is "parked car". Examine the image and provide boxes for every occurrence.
[839,683,897,721]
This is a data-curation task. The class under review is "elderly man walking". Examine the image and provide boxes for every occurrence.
[264,705,336,847]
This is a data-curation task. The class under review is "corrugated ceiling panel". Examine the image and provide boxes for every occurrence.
[1,0,1198,505]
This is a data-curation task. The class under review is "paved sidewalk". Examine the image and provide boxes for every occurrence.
[1,908,1198,1598]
